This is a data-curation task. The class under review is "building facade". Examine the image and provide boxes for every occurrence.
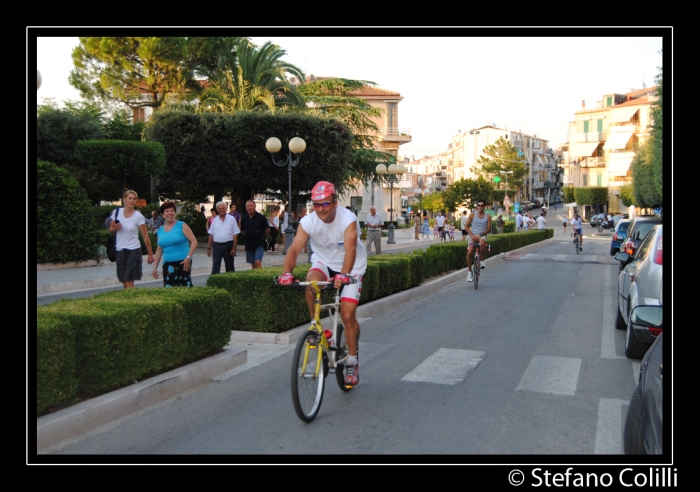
[563,87,658,214]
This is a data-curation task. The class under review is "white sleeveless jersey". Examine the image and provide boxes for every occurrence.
[300,207,367,273]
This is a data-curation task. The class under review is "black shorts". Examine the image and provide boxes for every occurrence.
[116,248,143,282]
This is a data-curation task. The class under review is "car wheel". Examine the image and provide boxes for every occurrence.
[610,247,617,256]
[625,317,651,359]
[623,383,646,454]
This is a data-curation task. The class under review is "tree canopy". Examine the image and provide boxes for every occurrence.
[143,109,353,206]
[473,136,527,189]
[443,177,494,211]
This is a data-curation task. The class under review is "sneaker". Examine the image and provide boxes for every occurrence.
[481,260,486,269]
[467,272,473,282]
[345,363,359,386]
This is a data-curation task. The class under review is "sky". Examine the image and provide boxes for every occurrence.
[35,34,663,158]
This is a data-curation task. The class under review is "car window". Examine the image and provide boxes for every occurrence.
[619,221,630,232]
[632,221,659,240]
[635,228,656,261]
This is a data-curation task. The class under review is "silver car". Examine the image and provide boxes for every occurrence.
[614,224,663,359]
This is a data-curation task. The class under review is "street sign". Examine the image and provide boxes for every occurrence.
[513,202,520,213]
[408,206,412,212]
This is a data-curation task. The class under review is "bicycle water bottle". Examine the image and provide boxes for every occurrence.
[324,329,334,347]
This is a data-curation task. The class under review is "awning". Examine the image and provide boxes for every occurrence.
[566,202,578,208]
[607,153,634,176]
[570,142,600,157]
[603,131,634,150]
[607,106,639,123]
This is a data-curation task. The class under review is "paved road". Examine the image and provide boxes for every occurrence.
[37,215,640,458]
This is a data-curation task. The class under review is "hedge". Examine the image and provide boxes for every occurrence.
[36,287,231,415]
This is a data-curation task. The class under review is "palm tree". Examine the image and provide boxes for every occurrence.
[237,40,306,109]
[197,66,276,113]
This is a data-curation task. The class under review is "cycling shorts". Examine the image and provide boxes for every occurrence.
[308,260,364,305]
[468,234,488,246]
[574,227,582,236]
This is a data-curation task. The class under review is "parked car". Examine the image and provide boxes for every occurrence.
[612,214,629,229]
[617,216,663,271]
[614,224,663,358]
[610,219,631,255]
[589,213,606,227]
[519,200,533,211]
[623,306,663,454]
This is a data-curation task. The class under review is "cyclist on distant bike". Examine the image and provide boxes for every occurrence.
[279,181,367,387]
[571,213,583,251]
[464,199,492,282]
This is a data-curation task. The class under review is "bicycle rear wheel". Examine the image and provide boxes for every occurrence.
[291,330,327,422]
[334,322,352,392]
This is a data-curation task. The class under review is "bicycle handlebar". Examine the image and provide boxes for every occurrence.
[273,275,358,287]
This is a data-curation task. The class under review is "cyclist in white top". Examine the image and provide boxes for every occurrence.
[280,181,367,387]
[571,213,583,251]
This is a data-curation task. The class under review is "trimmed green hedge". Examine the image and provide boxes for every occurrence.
[37,287,231,415]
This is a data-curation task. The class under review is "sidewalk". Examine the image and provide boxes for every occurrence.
[36,227,441,295]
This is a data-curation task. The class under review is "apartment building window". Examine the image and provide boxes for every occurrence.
[597,119,603,132]
[606,96,613,107]
[387,102,397,130]
[583,174,588,186]
[583,120,589,133]
[597,173,602,186]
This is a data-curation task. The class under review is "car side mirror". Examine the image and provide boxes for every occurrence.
[615,252,630,262]
[629,305,663,330]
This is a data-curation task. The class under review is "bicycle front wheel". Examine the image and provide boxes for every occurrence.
[473,256,479,290]
[574,236,579,254]
[334,322,352,392]
[291,330,327,422]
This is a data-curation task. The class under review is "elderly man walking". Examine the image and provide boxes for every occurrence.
[207,201,240,274]
[365,206,383,255]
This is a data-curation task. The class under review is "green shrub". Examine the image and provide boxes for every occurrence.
[37,313,78,415]
[37,160,98,264]
[37,288,231,399]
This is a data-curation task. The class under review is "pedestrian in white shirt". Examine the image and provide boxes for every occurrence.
[365,206,383,255]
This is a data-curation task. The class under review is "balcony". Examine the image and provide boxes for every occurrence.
[574,132,607,143]
[581,156,606,167]
[378,128,413,143]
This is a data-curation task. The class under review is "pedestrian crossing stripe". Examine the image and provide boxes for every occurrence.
[401,348,486,385]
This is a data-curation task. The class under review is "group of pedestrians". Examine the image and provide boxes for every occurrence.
[514,210,546,231]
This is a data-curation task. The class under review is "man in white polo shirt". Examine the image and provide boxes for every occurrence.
[364,206,383,255]
[206,201,240,274]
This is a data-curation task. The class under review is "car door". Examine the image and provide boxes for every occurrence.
[619,229,657,321]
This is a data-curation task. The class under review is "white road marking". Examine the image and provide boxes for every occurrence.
[602,265,625,359]
[401,348,486,385]
[594,398,626,454]
[551,254,569,261]
[516,355,581,395]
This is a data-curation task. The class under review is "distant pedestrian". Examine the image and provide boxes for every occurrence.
[497,213,505,234]
[433,222,438,239]
[536,213,547,230]
[422,211,430,238]
[206,201,239,275]
[460,211,469,240]
[240,199,269,269]
[147,210,164,235]
[562,216,568,233]
[449,223,455,241]
[365,206,382,255]
[206,207,216,232]
[436,212,446,237]
[268,206,281,253]
[229,203,242,230]
[414,212,421,240]
[515,211,523,232]
[279,206,290,253]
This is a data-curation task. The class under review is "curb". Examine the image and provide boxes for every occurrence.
[37,348,246,449]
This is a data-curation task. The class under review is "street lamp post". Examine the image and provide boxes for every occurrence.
[265,136,306,255]
[376,162,406,244]
[499,170,514,215]
[499,170,513,191]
